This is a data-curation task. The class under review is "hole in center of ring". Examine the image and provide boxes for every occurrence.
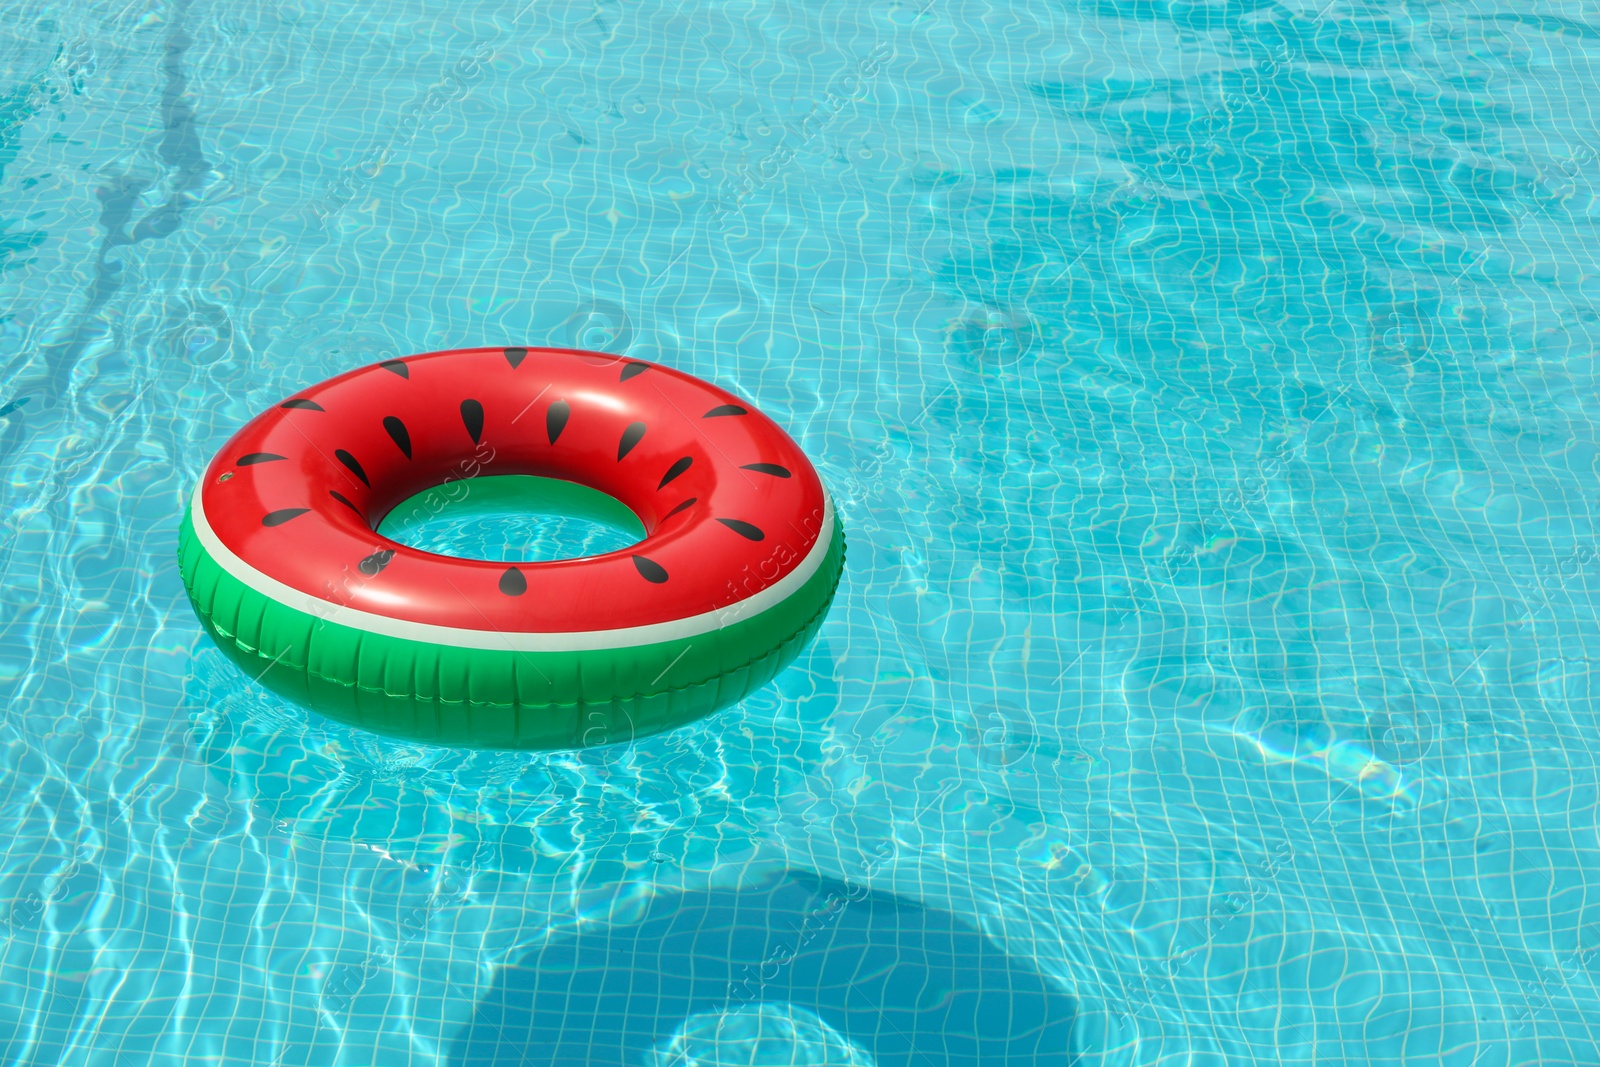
[376,474,645,564]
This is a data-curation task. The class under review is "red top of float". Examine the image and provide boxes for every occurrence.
[197,348,829,633]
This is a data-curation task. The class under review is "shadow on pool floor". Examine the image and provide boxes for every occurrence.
[449,868,1077,1066]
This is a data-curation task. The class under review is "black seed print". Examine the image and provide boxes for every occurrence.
[504,347,527,369]
[383,416,412,459]
[618,421,646,461]
[237,452,286,465]
[716,518,765,541]
[740,463,791,478]
[461,399,485,443]
[499,567,527,596]
[662,497,697,520]
[334,449,370,486]
[329,491,363,516]
[262,508,310,527]
[281,398,324,411]
[379,360,410,378]
[546,400,570,444]
[703,404,747,418]
[632,556,669,583]
[620,362,649,381]
[358,549,395,577]
[658,456,692,489]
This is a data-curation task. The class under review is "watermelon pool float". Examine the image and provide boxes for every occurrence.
[178,347,844,749]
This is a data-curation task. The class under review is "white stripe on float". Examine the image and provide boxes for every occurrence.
[189,483,835,653]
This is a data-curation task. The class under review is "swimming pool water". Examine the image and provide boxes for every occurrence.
[1,0,1598,1063]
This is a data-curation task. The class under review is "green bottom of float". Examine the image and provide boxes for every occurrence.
[177,509,844,750]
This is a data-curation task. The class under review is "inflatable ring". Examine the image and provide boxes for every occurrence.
[178,346,844,750]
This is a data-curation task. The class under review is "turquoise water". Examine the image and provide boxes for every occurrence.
[1,0,1598,1062]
